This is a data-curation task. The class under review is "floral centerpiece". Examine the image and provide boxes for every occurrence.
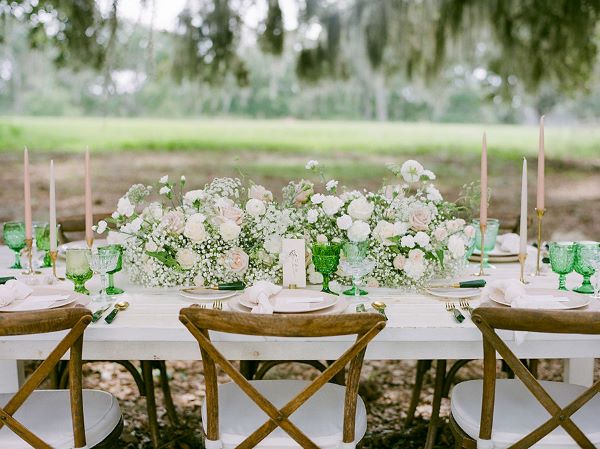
[97,160,474,290]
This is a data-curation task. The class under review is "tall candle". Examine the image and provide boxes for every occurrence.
[84,149,93,247]
[480,132,488,224]
[536,116,545,211]
[519,158,528,255]
[23,147,32,240]
[49,160,57,252]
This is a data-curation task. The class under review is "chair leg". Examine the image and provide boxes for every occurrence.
[528,359,539,378]
[442,360,473,398]
[405,360,432,427]
[155,361,178,426]
[424,359,447,449]
[240,360,259,379]
[141,361,160,448]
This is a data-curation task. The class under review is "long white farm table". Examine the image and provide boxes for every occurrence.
[0,245,598,394]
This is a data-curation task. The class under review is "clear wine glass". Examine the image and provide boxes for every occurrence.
[340,241,376,297]
[582,244,600,299]
[86,250,119,306]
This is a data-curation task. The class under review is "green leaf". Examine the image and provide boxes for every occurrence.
[146,250,180,269]
[436,249,444,268]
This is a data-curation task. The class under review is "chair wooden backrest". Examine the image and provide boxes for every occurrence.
[0,308,92,448]
[471,305,600,449]
[179,308,386,449]
[58,213,112,243]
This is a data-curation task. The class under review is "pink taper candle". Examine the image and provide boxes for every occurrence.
[84,149,93,247]
[23,147,32,240]
[519,158,528,255]
[536,116,545,211]
[480,132,488,224]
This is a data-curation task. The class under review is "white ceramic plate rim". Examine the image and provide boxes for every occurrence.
[489,288,591,309]
[178,289,238,302]
[426,287,482,299]
[230,295,346,315]
[0,289,78,312]
[238,292,339,313]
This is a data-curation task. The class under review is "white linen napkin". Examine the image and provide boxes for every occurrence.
[0,280,33,307]
[498,233,520,254]
[243,281,282,314]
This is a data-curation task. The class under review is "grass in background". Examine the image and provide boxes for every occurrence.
[0,116,598,160]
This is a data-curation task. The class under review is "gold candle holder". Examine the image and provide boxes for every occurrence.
[535,208,546,276]
[49,250,65,281]
[86,237,94,249]
[518,253,529,284]
[21,238,41,275]
[475,222,488,276]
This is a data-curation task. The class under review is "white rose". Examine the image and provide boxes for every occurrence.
[400,235,415,248]
[145,240,158,252]
[426,185,443,203]
[316,234,328,244]
[184,214,208,243]
[393,221,409,236]
[414,231,431,247]
[245,198,266,218]
[307,209,319,224]
[336,214,353,230]
[347,197,374,221]
[215,198,244,225]
[393,254,406,270]
[373,220,395,245]
[161,210,185,234]
[144,202,163,220]
[447,219,465,233]
[117,197,135,218]
[225,248,249,273]
[263,234,282,254]
[366,277,380,288]
[176,248,198,270]
[311,193,325,205]
[347,220,371,242]
[448,234,466,259]
[322,195,344,216]
[193,274,205,287]
[219,220,241,241]
[405,249,426,279]
[409,205,432,231]
[433,226,448,241]
[184,189,206,204]
[248,185,273,202]
[400,160,424,183]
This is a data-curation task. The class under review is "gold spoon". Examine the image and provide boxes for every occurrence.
[371,301,388,320]
[104,301,129,324]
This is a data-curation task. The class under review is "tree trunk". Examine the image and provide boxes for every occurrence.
[373,71,388,121]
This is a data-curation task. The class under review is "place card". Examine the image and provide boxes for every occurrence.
[281,239,306,288]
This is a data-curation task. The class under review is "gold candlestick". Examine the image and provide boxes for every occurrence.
[476,222,488,276]
[518,253,529,284]
[21,238,40,275]
[86,237,94,249]
[535,208,546,276]
[49,250,65,281]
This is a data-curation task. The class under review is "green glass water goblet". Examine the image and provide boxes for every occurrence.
[340,241,372,296]
[86,250,119,307]
[573,242,598,294]
[34,222,52,268]
[98,244,124,295]
[66,248,93,295]
[311,242,341,295]
[548,242,575,291]
[473,218,500,268]
[3,221,26,269]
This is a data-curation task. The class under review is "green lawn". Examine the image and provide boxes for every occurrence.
[0,116,598,160]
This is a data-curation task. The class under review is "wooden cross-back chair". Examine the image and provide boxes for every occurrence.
[179,308,386,449]
[0,308,122,448]
[450,305,600,449]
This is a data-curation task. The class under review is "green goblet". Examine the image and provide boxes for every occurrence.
[34,222,52,268]
[3,221,26,269]
[98,244,124,295]
[473,218,500,268]
[549,242,575,291]
[66,248,93,295]
[311,242,341,295]
[574,242,598,294]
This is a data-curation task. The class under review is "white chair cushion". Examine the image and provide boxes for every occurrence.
[451,379,600,449]
[201,379,367,449]
[0,389,121,449]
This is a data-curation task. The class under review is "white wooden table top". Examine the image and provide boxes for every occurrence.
[1,245,599,362]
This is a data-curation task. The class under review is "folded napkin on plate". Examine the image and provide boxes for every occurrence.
[243,281,282,314]
[0,280,33,307]
[497,233,520,254]
[481,279,526,304]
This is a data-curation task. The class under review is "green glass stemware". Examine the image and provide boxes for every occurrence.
[3,221,26,269]
[340,241,372,296]
[311,242,341,295]
[473,218,500,268]
[98,244,124,295]
[66,248,93,295]
[34,222,52,268]
[549,242,575,291]
[573,242,597,294]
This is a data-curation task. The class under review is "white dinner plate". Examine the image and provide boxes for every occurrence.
[58,239,108,258]
[238,289,339,313]
[489,287,591,309]
[0,287,83,312]
[469,254,520,263]
[426,287,482,300]
[178,288,238,302]
[230,293,347,315]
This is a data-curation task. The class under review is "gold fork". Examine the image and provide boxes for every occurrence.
[445,302,466,323]
[459,299,473,314]
[212,300,223,310]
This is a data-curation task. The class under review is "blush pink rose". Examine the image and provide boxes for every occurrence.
[409,206,432,231]
[225,248,249,273]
